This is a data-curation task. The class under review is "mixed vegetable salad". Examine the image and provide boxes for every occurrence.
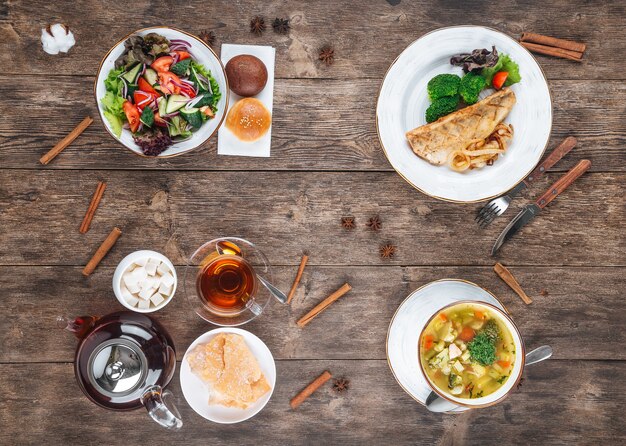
[424,46,521,123]
[100,33,221,156]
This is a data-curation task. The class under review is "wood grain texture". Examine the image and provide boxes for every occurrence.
[0,360,623,445]
[0,170,623,266]
[0,77,624,172]
[1,0,625,80]
[1,266,623,363]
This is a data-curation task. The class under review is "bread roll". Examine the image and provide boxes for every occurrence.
[225,98,271,142]
[225,55,268,97]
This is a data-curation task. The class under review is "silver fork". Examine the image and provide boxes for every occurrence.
[475,136,577,228]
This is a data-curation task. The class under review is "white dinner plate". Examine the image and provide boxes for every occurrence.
[376,26,552,203]
[95,27,229,158]
[386,279,507,413]
[180,327,276,423]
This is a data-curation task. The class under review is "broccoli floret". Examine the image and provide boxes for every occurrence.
[459,72,487,105]
[482,319,500,343]
[427,74,461,101]
[425,95,459,123]
[468,332,497,365]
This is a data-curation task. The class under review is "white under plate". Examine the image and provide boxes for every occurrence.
[376,26,552,203]
[180,327,276,424]
[386,279,506,413]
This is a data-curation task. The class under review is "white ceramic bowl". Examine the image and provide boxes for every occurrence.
[418,300,525,409]
[377,26,552,203]
[112,250,177,313]
[94,26,229,158]
[180,327,276,424]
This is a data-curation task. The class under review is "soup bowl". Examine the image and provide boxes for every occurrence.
[417,300,525,409]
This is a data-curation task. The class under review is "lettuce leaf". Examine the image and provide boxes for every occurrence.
[103,111,123,137]
[101,91,125,117]
[481,54,521,87]
[190,61,221,110]
[104,67,124,94]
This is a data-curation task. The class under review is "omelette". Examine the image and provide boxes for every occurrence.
[406,89,516,165]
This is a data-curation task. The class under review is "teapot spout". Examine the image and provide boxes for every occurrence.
[56,315,98,339]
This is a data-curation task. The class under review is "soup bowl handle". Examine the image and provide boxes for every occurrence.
[141,385,183,430]
[425,391,459,413]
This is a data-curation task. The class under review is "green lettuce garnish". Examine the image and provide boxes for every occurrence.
[191,61,221,110]
[104,67,124,95]
[101,68,127,137]
[481,54,521,87]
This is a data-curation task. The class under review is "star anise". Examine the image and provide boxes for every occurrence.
[250,16,266,35]
[341,216,355,230]
[318,45,335,66]
[272,17,290,34]
[380,243,396,259]
[199,30,216,47]
[333,377,350,392]
[366,215,382,231]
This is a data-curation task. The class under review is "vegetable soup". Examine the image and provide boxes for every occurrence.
[419,303,516,399]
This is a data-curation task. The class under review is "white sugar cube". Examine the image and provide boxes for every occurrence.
[150,292,165,307]
[127,282,141,294]
[145,260,159,276]
[131,266,147,281]
[123,272,138,288]
[138,287,155,301]
[158,282,172,296]
[125,294,140,307]
[157,262,170,275]
[134,258,148,267]
[141,277,157,290]
[137,299,150,310]
[160,272,175,287]
[121,285,133,299]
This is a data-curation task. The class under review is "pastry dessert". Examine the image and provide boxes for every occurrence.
[187,333,271,409]
[225,54,268,97]
[225,98,272,142]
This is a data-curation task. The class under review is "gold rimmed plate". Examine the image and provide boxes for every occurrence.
[386,278,508,413]
[94,26,230,158]
[376,26,552,203]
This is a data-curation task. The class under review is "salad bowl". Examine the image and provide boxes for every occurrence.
[95,26,229,158]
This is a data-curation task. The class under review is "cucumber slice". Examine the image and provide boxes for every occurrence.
[157,97,167,116]
[189,66,208,92]
[180,107,202,129]
[122,63,143,84]
[103,111,123,137]
[143,68,158,86]
[126,83,138,99]
[165,94,189,114]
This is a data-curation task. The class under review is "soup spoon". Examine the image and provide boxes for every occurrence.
[215,241,288,304]
[425,345,553,413]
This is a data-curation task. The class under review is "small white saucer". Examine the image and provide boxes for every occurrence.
[386,279,506,413]
[180,327,276,423]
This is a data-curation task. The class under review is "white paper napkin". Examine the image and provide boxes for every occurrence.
[217,44,276,157]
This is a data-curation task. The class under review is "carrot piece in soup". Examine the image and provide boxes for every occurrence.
[459,327,476,342]
[497,360,511,369]
[474,310,485,320]
[439,313,448,322]
[423,334,435,350]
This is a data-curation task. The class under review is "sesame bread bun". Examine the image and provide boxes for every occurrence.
[225,98,272,142]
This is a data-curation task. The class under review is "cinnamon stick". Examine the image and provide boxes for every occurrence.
[287,253,309,304]
[79,181,107,234]
[297,283,352,327]
[290,371,332,409]
[40,116,93,165]
[519,42,583,62]
[494,262,533,305]
[82,227,122,276]
[520,32,586,53]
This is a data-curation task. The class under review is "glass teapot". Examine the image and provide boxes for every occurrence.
[58,311,182,430]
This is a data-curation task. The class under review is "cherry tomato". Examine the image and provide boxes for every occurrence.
[492,71,509,90]
[151,56,174,72]
[122,100,141,132]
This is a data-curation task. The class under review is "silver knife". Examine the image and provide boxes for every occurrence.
[492,159,591,255]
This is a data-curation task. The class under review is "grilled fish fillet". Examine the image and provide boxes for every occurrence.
[406,89,516,165]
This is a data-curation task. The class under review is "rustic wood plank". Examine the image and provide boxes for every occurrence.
[0,360,623,444]
[0,76,623,171]
[1,266,623,363]
[1,1,624,80]
[0,170,623,267]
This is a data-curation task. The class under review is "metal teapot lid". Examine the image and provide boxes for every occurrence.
[88,338,147,397]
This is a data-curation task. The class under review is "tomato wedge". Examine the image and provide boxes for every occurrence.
[158,71,182,95]
[133,90,157,109]
[172,50,191,61]
[492,71,509,90]
[151,56,174,72]
[122,100,141,132]
[138,77,160,96]
[459,327,476,342]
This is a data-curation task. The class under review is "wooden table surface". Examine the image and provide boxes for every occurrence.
[1,0,625,444]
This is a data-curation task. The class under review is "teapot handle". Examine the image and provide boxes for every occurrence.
[140,385,183,431]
